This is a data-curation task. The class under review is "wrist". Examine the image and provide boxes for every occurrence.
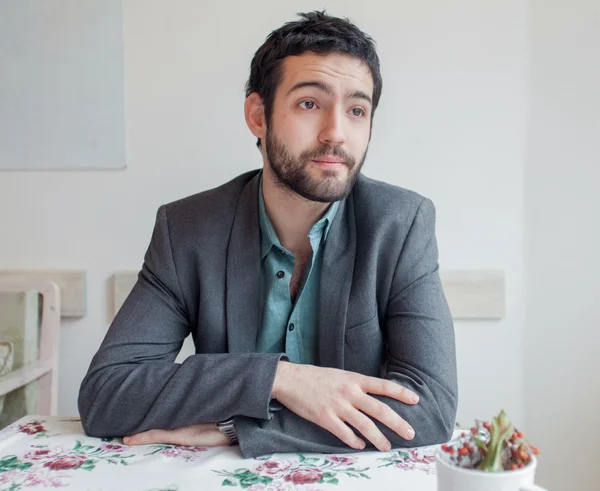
[272,360,291,400]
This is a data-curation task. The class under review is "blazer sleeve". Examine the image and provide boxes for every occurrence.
[78,205,285,438]
[235,197,458,458]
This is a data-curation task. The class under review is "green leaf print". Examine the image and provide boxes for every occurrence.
[236,470,272,488]
[78,445,96,452]
[218,469,274,489]
[0,455,33,473]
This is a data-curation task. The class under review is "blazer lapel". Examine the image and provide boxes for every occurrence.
[317,193,356,368]
[226,172,262,353]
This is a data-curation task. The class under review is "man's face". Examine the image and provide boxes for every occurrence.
[265,52,374,202]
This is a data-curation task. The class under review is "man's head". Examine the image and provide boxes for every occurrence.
[244,11,382,202]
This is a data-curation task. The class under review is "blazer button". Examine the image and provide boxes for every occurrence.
[276,270,285,279]
[288,323,295,331]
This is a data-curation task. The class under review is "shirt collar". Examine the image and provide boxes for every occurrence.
[258,175,340,260]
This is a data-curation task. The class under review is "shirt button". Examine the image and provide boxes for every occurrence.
[288,323,295,331]
[276,270,285,279]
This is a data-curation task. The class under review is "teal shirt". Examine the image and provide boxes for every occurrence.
[256,178,339,365]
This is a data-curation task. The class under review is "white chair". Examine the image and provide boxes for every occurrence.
[0,277,60,420]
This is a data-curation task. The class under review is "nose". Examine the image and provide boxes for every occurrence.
[318,107,347,146]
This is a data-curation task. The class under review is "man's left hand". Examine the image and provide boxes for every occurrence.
[123,423,230,447]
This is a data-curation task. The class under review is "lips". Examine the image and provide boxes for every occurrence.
[312,156,345,164]
[311,160,346,172]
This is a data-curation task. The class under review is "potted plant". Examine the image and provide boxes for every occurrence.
[436,410,546,491]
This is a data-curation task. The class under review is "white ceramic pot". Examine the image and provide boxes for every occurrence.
[436,451,547,491]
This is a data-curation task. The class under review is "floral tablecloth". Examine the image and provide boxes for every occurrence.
[0,416,459,490]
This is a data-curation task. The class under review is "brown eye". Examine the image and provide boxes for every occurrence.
[350,108,365,117]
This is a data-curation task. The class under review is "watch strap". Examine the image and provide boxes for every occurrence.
[216,418,238,445]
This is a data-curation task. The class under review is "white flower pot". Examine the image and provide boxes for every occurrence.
[436,450,547,491]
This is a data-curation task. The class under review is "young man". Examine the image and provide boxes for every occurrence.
[79,11,458,458]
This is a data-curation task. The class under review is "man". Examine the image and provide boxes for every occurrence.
[79,11,458,458]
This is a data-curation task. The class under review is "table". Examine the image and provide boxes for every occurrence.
[0,416,459,490]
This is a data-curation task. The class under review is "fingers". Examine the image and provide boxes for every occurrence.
[321,414,366,451]
[342,408,391,452]
[123,424,228,447]
[361,377,419,405]
[355,393,415,441]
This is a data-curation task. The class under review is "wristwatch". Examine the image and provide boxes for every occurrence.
[216,418,238,445]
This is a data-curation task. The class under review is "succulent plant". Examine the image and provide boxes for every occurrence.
[474,409,514,471]
[440,409,539,472]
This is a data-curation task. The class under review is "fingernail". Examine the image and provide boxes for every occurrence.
[411,394,419,403]
[358,441,365,450]
[383,442,391,452]
[406,428,415,440]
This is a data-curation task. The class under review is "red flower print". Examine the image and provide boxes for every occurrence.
[409,449,436,465]
[325,455,356,465]
[161,447,183,458]
[284,468,323,484]
[0,471,19,484]
[182,446,206,453]
[18,421,46,435]
[24,448,63,461]
[256,460,292,475]
[100,443,126,452]
[44,455,87,471]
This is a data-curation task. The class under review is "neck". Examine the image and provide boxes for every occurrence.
[262,166,332,254]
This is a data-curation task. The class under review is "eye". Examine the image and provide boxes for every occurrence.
[298,100,317,110]
[350,107,366,117]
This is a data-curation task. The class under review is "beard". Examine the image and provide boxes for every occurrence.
[265,128,368,203]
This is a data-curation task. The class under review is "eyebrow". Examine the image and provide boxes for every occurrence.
[286,81,372,105]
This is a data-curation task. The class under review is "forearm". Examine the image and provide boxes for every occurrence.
[79,351,283,437]
[239,361,456,458]
[237,379,455,458]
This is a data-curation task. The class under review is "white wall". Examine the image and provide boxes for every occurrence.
[1,0,528,456]
[524,1,600,489]
[366,0,528,430]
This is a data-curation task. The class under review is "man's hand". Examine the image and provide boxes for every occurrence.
[271,362,419,452]
[122,423,230,447]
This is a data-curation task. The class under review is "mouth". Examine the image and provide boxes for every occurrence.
[311,157,347,169]
[312,155,345,164]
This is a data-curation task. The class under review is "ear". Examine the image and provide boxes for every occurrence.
[244,92,266,141]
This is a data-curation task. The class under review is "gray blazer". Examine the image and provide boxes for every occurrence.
[78,170,458,458]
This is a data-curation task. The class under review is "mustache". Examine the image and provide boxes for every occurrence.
[300,145,355,167]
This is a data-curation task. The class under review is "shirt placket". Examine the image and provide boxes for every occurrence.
[274,249,300,363]
[286,225,325,364]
